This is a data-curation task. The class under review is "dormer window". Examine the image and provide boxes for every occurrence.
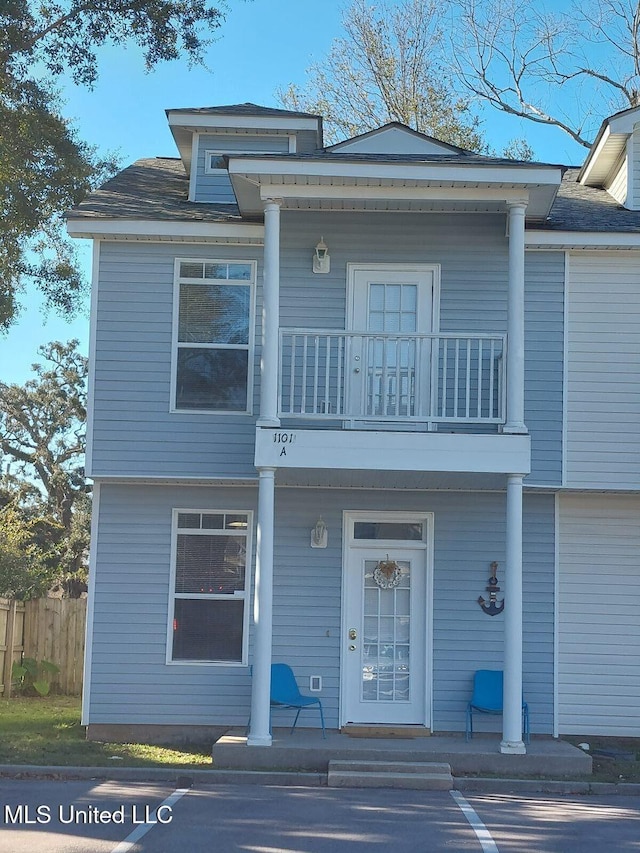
[205,152,227,173]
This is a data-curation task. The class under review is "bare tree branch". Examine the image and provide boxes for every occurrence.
[448,0,640,148]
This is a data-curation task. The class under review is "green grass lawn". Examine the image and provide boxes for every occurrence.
[0,696,212,768]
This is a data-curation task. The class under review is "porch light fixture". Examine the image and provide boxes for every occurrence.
[310,517,328,548]
[312,237,330,274]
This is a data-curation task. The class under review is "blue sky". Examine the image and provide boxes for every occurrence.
[0,0,587,384]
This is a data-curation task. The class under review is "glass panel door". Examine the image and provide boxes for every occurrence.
[349,268,435,421]
[343,543,427,725]
[362,559,411,702]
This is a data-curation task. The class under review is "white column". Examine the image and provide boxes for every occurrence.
[504,201,527,434]
[258,199,282,427]
[501,473,526,754]
[247,466,276,746]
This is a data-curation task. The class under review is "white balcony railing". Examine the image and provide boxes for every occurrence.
[278,330,506,425]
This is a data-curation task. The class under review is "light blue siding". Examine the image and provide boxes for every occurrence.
[525,252,564,486]
[91,242,262,479]
[193,134,290,203]
[92,216,563,482]
[88,484,554,733]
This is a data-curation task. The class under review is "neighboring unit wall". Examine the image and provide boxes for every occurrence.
[605,155,627,206]
[565,252,640,488]
[631,129,640,210]
[87,484,554,733]
[91,241,261,479]
[558,494,640,736]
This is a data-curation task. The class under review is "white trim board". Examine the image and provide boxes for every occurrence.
[66,220,264,242]
[167,112,320,132]
[526,231,640,248]
[84,240,100,479]
[81,482,101,726]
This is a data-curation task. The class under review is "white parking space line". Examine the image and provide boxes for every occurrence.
[111,787,190,853]
[450,791,500,853]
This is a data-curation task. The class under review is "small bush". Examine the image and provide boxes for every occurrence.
[12,657,60,696]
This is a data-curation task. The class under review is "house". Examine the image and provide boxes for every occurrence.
[67,103,640,751]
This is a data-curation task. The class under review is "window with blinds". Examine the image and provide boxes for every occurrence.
[169,510,251,664]
[173,260,255,412]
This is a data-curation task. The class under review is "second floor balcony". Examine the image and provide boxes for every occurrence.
[255,327,530,477]
[278,329,506,430]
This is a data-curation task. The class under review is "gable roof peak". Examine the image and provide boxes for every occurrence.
[326,121,474,157]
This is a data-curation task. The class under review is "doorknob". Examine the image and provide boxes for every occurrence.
[349,628,357,640]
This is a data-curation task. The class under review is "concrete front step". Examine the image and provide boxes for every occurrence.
[328,759,453,790]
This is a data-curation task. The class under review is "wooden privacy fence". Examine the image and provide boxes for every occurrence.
[0,598,25,698]
[0,597,86,697]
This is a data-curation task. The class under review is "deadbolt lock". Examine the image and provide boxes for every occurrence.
[348,628,357,640]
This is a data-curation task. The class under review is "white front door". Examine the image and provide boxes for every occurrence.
[347,265,439,420]
[342,514,432,726]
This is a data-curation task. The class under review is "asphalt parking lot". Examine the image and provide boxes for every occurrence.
[1,779,639,852]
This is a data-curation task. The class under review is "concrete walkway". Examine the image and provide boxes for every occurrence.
[212,729,592,777]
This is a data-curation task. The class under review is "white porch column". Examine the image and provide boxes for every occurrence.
[258,198,282,427]
[501,473,526,754]
[248,466,276,746]
[504,201,527,434]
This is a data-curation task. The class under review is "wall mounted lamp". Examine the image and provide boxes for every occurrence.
[312,237,330,274]
[311,517,328,548]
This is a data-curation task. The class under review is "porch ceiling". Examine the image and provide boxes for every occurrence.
[273,469,510,490]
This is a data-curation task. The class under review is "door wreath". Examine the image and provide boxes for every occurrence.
[373,556,402,589]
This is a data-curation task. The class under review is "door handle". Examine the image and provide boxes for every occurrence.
[349,628,357,640]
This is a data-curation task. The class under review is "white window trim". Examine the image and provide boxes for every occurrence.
[170,257,256,415]
[166,508,253,667]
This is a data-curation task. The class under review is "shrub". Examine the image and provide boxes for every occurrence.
[12,657,60,696]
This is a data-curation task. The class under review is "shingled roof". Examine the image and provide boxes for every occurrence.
[545,168,640,232]
[67,157,640,234]
[166,102,320,119]
[67,158,241,222]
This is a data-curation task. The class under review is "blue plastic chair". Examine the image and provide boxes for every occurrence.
[465,670,529,743]
[247,664,326,738]
[270,663,326,738]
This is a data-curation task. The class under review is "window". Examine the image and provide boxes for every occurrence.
[173,260,255,412]
[205,152,227,173]
[169,511,251,664]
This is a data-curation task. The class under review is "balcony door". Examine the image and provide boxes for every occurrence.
[346,264,440,422]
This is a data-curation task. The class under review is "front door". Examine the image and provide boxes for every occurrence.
[342,514,432,726]
[347,265,438,420]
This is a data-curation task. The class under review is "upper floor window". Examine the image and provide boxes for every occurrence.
[172,260,255,412]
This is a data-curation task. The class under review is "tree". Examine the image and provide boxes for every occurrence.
[279,0,486,150]
[0,0,226,330]
[0,340,89,596]
[448,0,640,149]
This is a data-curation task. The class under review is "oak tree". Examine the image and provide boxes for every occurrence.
[0,0,226,330]
[0,340,89,596]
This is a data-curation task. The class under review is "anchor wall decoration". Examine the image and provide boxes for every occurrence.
[478,561,504,616]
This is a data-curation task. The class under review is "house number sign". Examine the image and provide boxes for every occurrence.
[273,431,296,457]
